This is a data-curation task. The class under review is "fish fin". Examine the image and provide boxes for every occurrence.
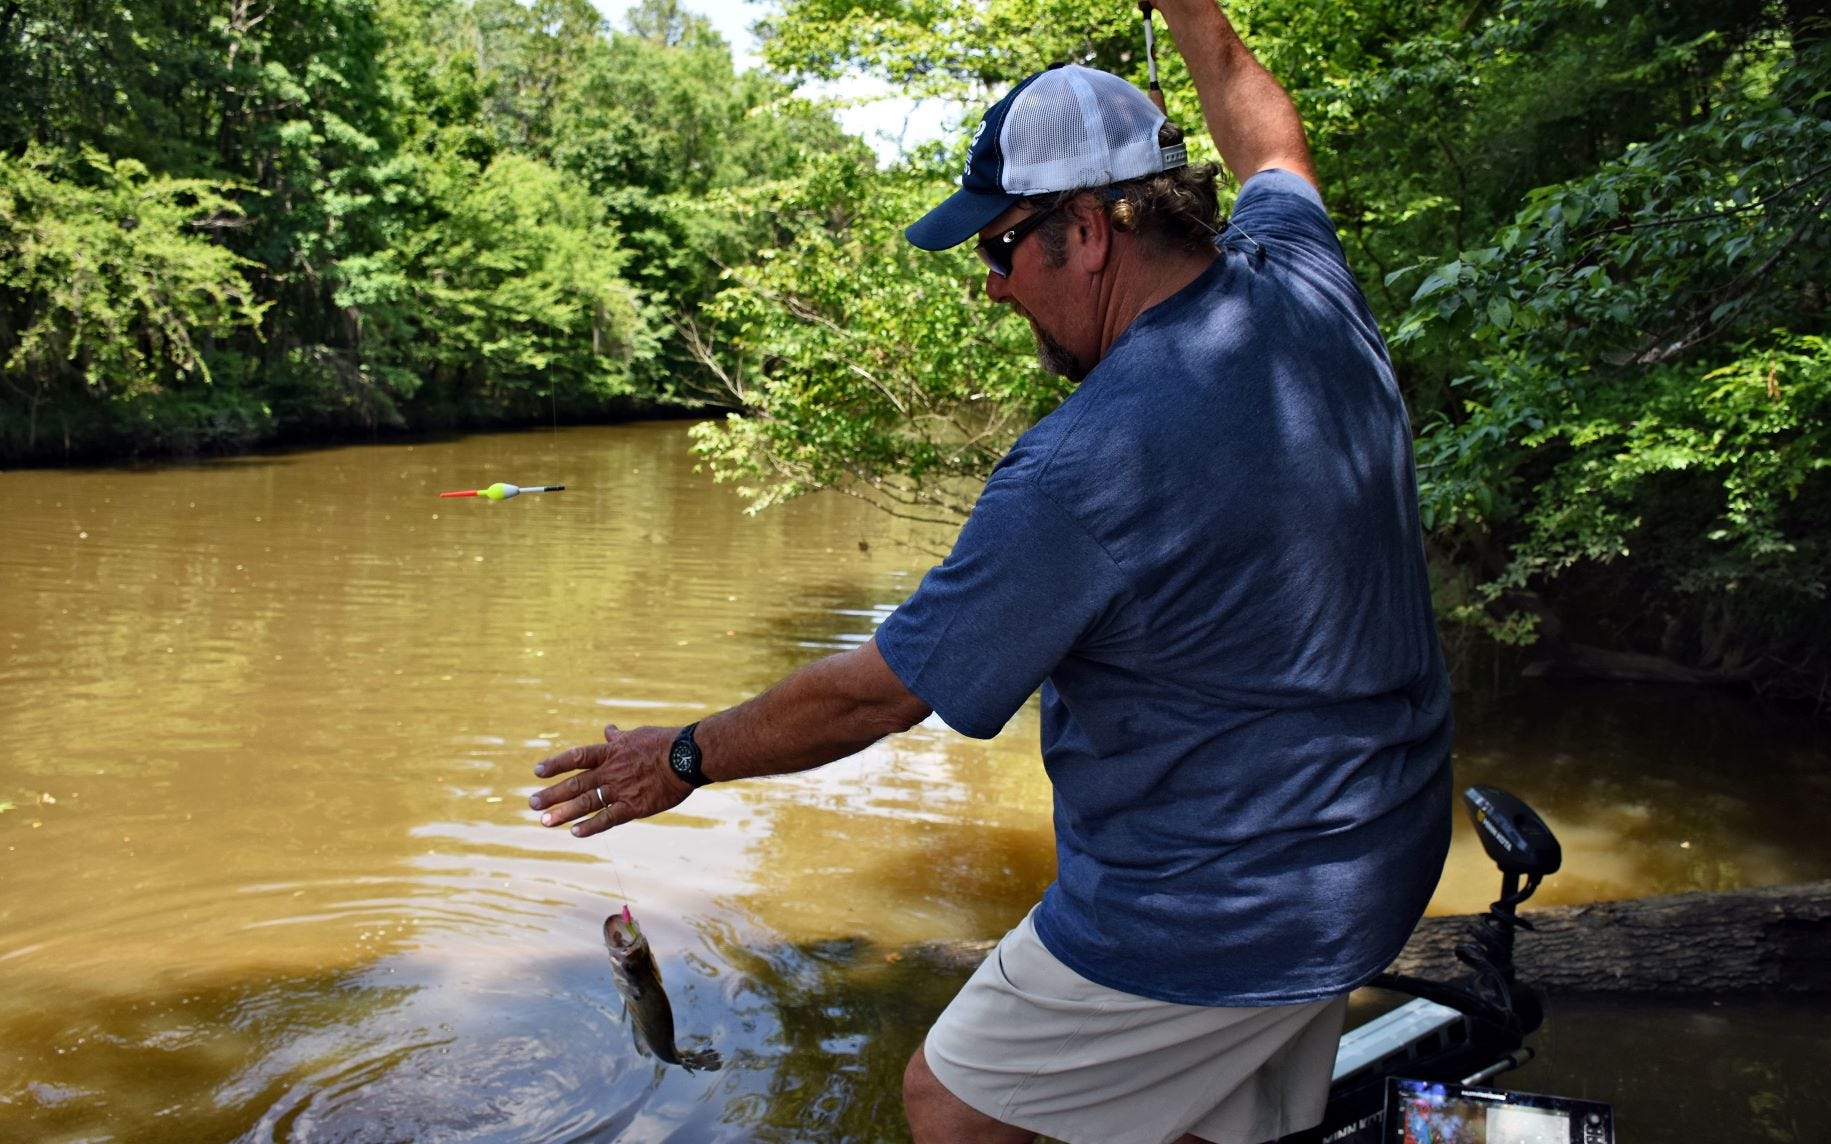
[629,1023,653,1060]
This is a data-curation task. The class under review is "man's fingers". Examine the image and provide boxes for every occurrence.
[538,780,602,827]
[530,725,673,831]
[530,759,601,813]
[569,798,623,838]
[565,783,651,838]
[532,742,597,780]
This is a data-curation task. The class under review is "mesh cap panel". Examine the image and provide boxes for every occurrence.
[999,66,1170,195]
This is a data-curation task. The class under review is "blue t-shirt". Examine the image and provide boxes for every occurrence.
[875,169,1452,1006]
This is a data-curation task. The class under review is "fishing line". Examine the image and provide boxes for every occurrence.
[594,789,632,904]
[611,859,630,907]
[584,778,632,905]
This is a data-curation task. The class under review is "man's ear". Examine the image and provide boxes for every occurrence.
[1067,191,1113,273]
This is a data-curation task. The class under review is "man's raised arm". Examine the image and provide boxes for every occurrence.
[1150,0,1318,190]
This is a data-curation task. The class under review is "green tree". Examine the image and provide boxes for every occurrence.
[389,0,866,404]
[0,148,268,456]
[1397,35,1830,694]
[407,151,653,418]
[690,157,1068,523]
[557,1,873,398]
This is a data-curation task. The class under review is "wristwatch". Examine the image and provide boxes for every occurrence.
[668,722,711,788]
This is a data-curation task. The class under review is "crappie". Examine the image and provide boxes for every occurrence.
[603,905,722,1072]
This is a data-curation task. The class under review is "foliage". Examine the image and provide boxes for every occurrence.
[1398,36,1830,686]
[1290,0,1782,312]
[390,0,869,402]
[0,147,268,454]
[0,0,862,458]
[689,158,1069,523]
[762,0,1145,94]
[408,152,652,416]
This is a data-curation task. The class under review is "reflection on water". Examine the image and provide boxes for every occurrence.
[2,422,1827,1142]
[713,941,968,1143]
[1507,996,1831,1144]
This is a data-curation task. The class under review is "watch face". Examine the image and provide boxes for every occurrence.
[669,740,696,774]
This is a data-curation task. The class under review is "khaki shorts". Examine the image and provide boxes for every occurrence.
[924,909,1348,1144]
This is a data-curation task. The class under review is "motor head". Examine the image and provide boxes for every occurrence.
[1463,785,1562,879]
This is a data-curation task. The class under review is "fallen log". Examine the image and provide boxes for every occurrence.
[1520,641,1730,684]
[907,881,1831,994]
[1387,880,1831,994]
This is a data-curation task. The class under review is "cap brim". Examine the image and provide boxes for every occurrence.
[904,187,1020,251]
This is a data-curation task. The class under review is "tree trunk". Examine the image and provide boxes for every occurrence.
[1521,640,1738,685]
[907,881,1831,995]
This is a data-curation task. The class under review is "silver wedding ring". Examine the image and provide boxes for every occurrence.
[596,786,608,811]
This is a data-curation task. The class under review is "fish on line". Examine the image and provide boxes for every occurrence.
[603,905,722,1073]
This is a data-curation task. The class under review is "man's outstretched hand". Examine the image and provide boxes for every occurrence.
[530,723,690,837]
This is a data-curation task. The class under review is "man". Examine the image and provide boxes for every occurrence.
[529,2,1452,1141]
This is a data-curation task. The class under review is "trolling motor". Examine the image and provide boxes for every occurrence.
[1290,787,1567,1143]
[1455,785,1562,1033]
[1360,785,1561,1041]
[1342,796,1617,1144]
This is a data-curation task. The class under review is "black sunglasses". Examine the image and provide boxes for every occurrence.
[975,204,1062,277]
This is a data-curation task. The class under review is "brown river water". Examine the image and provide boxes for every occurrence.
[2,422,1828,1142]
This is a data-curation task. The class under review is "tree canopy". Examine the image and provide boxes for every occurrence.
[0,0,865,453]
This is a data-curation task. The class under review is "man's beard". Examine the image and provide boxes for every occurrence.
[1027,316,1088,381]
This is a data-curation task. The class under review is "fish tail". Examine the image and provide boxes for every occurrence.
[676,1045,723,1073]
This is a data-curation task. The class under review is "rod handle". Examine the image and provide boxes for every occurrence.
[1140,3,1166,112]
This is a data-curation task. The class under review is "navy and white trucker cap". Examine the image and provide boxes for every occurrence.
[905,63,1188,251]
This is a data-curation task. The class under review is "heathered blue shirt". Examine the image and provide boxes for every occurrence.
[875,169,1452,1006]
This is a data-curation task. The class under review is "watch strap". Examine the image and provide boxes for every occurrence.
[669,721,711,788]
